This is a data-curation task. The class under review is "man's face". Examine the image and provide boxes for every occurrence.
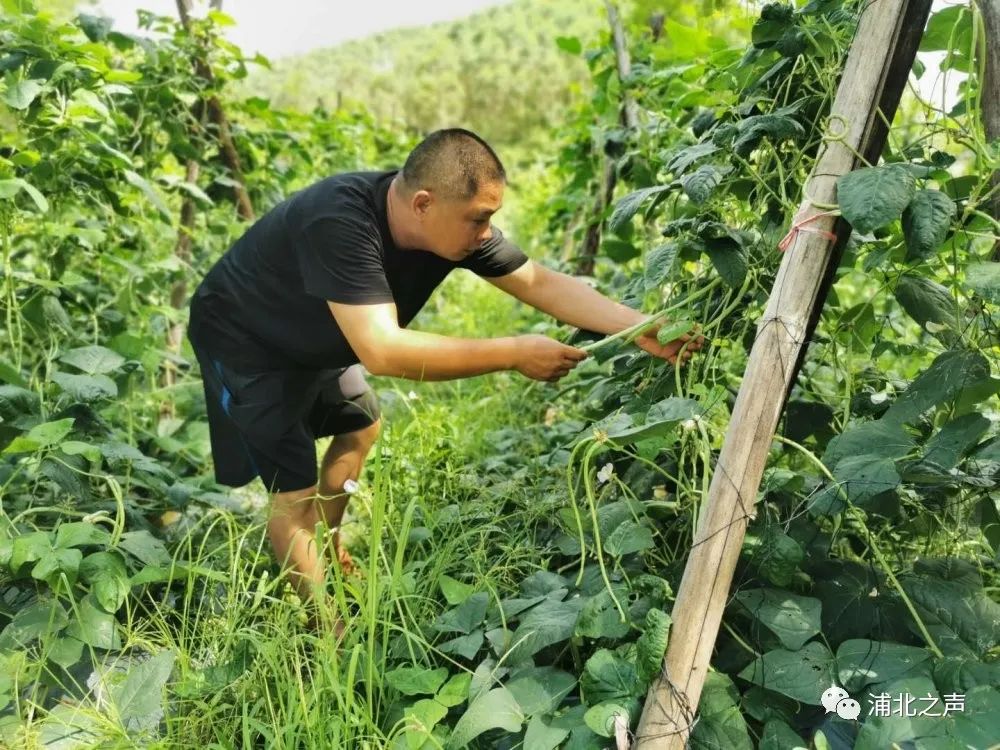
[416,180,504,261]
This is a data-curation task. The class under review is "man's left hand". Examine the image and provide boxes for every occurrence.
[634,324,705,365]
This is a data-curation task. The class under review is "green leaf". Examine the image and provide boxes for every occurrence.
[894,273,960,336]
[9,531,53,573]
[117,530,171,566]
[812,560,891,644]
[435,592,489,635]
[435,672,471,708]
[744,526,802,587]
[387,666,450,697]
[964,261,1000,304]
[919,5,971,51]
[644,242,679,291]
[439,574,475,606]
[2,78,43,110]
[836,639,931,692]
[123,169,172,220]
[636,608,671,684]
[52,372,118,401]
[555,36,582,55]
[523,714,569,750]
[832,455,900,504]
[0,598,68,650]
[933,657,1000,692]
[79,551,130,613]
[882,350,990,426]
[583,701,630,738]
[608,186,670,234]
[602,238,640,262]
[403,699,448,747]
[31,548,83,587]
[689,672,753,750]
[48,636,85,670]
[738,642,835,705]
[575,588,630,639]
[59,345,126,375]
[4,418,74,454]
[605,397,700,443]
[759,720,807,750]
[0,178,48,212]
[732,113,804,157]
[448,686,524,748]
[681,165,726,204]
[506,598,584,664]
[735,588,821,650]
[111,650,175,732]
[506,666,576,716]
[923,413,991,469]
[902,190,955,261]
[837,165,916,233]
[822,420,915,468]
[580,649,639,703]
[66,593,121,649]
[604,520,654,556]
[55,522,111,549]
[439,631,484,660]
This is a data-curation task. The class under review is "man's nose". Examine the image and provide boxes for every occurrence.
[478,225,493,242]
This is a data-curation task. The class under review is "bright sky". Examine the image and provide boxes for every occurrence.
[91,0,514,59]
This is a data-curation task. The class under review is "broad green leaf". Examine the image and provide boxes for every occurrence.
[4,418,75,454]
[898,558,1000,657]
[821,420,915,468]
[602,238,640,262]
[580,649,639,703]
[737,641,835,704]
[853,675,946,750]
[681,165,726,204]
[506,666,576,716]
[387,666,450,697]
[2,78,43,109]
[519,571,568,598]
[894,273,960,336]
[123,169,171,220]
[60,345,125,375]
[759,720,807,750]
[732,113,804,157]
[922,413,990,469]
[902,189,954,261]
[744,526,802,587]
[9,531,53,573]
[55,522,111,549]
[0,178,48,212]
[506,597,584,664]
[965,261,1000,304]
[735,588,821,650]
[919,5,971,51]
[837,165,916,233]
[523,714,569,750]
[605,397,700,443]
[644,242,679,291]
[882,350,990,426]
[752,3,794,47]
[117,531,171,566]
[604,520,653,556]
[832,455,900,504]
[636,608,671,684]
[575,588,630,639]
[933,657,1000,693]
[403,699,448,748]
[435,672,471,708]
[667,142,719,175]
[0,598,68,650]
[439,574,475,606]
[448,686,524,748]
[31,548,83,587]
[583,701,630,738]
[434,592,489,635]
[48,636,85,670]
[80,551,130,613]
[555,36,582,55]
[66,593,121,649]
[705,241,747,289]
[111,650,176,732]
[608,186,670,234]
[836,639,931,692]
[59,440,101,462]
[439,631,484,660]
[812,560,894,645]
[52,372,118,401]
[689,672,753,750]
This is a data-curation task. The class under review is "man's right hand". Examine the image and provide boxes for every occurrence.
[512,335,588,382]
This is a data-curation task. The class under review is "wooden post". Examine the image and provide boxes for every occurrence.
[577,1,638,276]
[633,0,933,746]
[975,0,1000,258]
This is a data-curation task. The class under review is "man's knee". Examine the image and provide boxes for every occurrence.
[339,418,381,453]
[270,484,318,523]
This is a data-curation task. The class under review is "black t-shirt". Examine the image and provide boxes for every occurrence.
[189,170,529,370]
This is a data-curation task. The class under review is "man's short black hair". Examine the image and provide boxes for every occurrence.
[400,128,506,201]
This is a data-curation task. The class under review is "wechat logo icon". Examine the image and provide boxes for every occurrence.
[822,685,861,721]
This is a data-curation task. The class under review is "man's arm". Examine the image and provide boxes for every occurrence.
[328,300,587,382]
[486,260,647,333]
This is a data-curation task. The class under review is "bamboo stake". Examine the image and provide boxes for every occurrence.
[634,0,933,746]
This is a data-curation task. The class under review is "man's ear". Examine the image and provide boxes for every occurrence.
[412,190,433,218]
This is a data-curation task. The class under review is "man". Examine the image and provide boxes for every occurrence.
[187,128,699,628]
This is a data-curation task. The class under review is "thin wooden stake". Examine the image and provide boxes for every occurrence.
[634,0,933,746]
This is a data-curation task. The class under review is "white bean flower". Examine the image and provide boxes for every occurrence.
[597,462,615,485]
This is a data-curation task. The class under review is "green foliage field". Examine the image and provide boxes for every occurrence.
[1,0,999,748]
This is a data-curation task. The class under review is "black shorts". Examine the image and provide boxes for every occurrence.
[189,337,380,494]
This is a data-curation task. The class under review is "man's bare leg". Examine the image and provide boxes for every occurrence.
[316,419,381,572]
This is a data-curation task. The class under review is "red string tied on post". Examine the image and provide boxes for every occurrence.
[777,209,839,252]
